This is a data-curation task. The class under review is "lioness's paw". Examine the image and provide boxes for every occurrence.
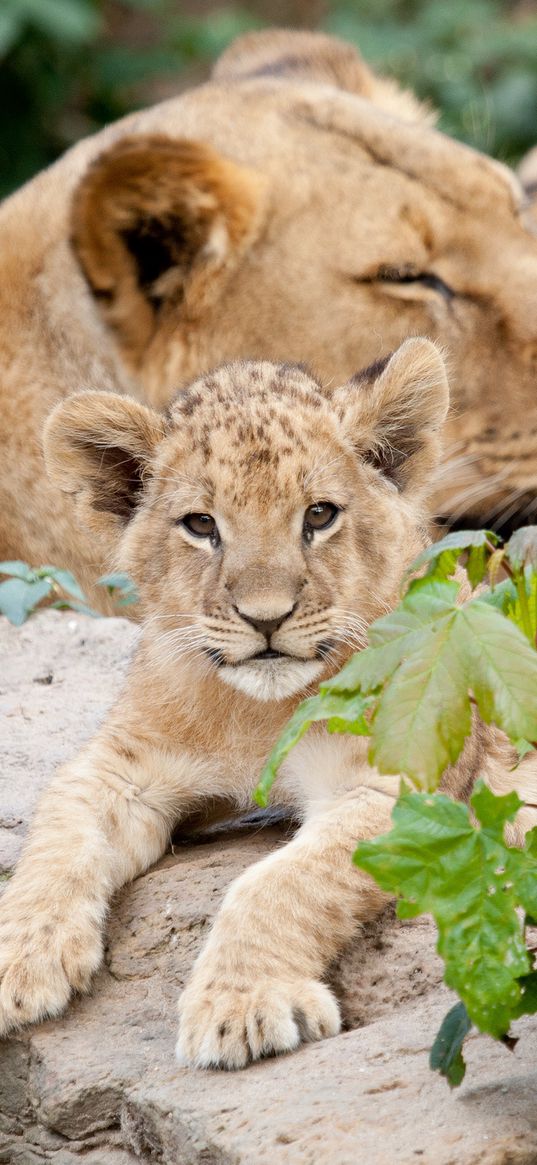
[0,915,103,1036]
[176,977,340,1069]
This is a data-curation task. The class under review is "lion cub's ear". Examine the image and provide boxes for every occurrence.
[71,134,266,369]
[44,392,166,534]
[335,338,449,495]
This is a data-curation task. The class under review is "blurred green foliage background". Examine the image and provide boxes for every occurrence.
[2,0,537,199]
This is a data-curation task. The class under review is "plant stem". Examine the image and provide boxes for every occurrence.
[485,539,513,578]
[534,582,537,650]
[486,538,536,646]
[515,573,534,644]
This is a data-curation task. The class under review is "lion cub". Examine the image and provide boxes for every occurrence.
[1,339,530,1068]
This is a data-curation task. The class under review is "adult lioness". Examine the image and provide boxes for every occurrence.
[2,30,537,607]
[1,340,536,1065]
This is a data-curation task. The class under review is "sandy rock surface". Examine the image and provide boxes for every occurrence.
[1,611,536,1164]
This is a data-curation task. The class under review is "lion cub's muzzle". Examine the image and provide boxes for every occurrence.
[202,604,332,701]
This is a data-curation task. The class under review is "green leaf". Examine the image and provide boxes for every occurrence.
[254,696,325,808]
[508,827,537,923]
[470,780,522,828]
[429,1001,472,1087]
[466,543,488,589]
[369,607,469,789]
[325,692,373,736]
[511,739,534,769]
[98,571,133,590]
[406,530,498,584]
[0,577,52,625]
[354,782,537,1038]
[511,972,537,1019]
[98,572,139,606]
[462,600,537,744]
[487,547,507,589]
[40,566,86,601]
[323,581,460,695]
[0,560,33,580]
[367,598,537,789]
[477,578,517,613]
[505,526,537,572]
[506,571,537,643]
[50,598,99,618]
[254,691,372,808]
[263,576,537,797]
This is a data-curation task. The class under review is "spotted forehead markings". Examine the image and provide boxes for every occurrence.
[170,362,327,449]
[228,463,302,509]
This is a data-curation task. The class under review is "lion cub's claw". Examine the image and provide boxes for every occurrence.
[176,977,340,1069]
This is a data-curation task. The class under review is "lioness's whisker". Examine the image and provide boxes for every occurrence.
[487,486,530,531]
[445,466,512,520]
[434,453,482,484]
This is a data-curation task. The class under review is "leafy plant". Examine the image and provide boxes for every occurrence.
[0,561,138,624]
[356,782,537,1084]
[255,526,537,1085]
[97,571,139,609]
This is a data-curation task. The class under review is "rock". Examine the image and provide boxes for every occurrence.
[1,611,536,1163]
[0,611,137,874]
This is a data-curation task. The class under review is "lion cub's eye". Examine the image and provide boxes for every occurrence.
[303,502,340,543]
[180,513,220,546]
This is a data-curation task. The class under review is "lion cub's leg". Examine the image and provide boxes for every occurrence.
[177,786,394,1069]
[0,736,210,1036]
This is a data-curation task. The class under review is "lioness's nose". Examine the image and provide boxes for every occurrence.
[236,608,294,637]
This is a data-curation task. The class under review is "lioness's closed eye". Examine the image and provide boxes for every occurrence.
[2,338,534,1069]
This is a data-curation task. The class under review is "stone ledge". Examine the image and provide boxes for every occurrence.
[1,612,535,1163]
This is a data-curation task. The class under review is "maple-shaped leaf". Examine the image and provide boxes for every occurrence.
[355,782,537,1039]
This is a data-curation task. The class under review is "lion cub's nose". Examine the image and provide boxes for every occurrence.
[236,608,294,637]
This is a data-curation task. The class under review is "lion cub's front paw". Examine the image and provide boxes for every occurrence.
[0,910,103,1036]
[176,975,341,1070]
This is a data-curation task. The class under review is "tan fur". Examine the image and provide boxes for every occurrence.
[2,340,536,1067]
[3,31,537,604]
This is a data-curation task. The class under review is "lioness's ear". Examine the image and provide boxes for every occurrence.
[71,135,265,365]
[335,338,449,494]
[214,29,434,125]
[44,392,166,534]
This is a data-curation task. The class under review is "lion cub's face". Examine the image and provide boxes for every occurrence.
[45,338,448,701]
